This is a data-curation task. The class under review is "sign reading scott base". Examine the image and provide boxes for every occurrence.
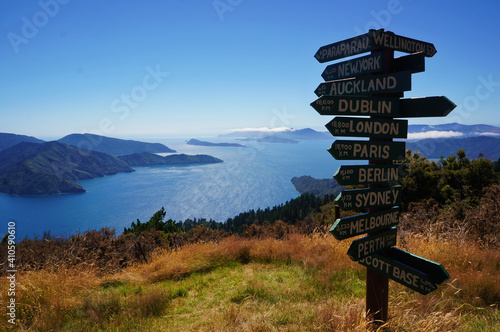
[329,140,405,160]
[330,206,400,240]
[358,252,438,295]
[315,71,411,97]
[334,164,403,186]
[326,117,408,139]
[347,227,397,261]
[335,186,402,210]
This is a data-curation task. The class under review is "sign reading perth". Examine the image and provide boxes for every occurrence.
[312,29,454,322]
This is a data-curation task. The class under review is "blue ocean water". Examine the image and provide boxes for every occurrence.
[0,139,351,239]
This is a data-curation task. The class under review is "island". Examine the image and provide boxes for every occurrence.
[58,133,176,155]
[0,141,223,196]
[117,152,223,166]
[291,175,343,197]
[187,139,244,147]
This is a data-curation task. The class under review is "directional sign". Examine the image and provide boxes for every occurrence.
[328,140,405,161]
[335,186,402,210]
[312,96,455,118]
[347,227,397,261]
[330,207,400,240]
[326,117,408,139]
[334,164,403,186]
[399,97,456,118]
[322,53,387,81]
[385,247,450,284]
[358,252,438,295]
[371,29,437,58]
[315,71,411,97]
[322,52,425,82]
[311,96,400,116]
[314,33,373,63]
[314,29,436,63]
[393,52,425,74]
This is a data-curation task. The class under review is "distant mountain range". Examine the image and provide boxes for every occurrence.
[58,133,176,155]
[0,134,223,196]
[0,141,133,195]
[187,139,244,147]
[0,133,45,151]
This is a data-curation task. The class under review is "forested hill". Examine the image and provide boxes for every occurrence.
[291,175,343,197]
[58,133,176,155]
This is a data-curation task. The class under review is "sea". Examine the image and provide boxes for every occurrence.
[0,138,353,239]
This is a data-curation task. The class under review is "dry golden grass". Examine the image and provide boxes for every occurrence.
[1,232,498,330]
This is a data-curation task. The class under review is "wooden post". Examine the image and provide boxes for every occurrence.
[365,48,395,325]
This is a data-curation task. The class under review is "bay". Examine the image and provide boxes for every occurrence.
[0,139,354,239]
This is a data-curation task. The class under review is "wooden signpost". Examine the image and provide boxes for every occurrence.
[312,29,454,325]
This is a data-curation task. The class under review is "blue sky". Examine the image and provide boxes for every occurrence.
[1,0,500,139]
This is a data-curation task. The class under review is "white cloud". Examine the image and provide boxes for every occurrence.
[477,132,500,136]
[226,127,292,133]
[407,130,464,140]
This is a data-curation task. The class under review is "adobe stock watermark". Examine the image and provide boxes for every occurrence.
[213,0,243,21]
[7,0,71,54]
[354,0,405,34]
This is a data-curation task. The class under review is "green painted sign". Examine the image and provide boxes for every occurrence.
[399,96,456,118]
[314,29,436,63]
[334,164,403,186]
[326,117,408,139]
[321,53,387,81]
[371,30,437,58]
[328,140,405,160]
[385,247,450,284]
[315,71,411,97]
[335,186,402,210]
[330,207,400,240]
[311,96,400,116]
[347,227,397,261]
[358,252,438,295]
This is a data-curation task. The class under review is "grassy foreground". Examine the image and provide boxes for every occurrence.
[1,233,499,331]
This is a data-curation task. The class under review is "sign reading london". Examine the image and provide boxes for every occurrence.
[326,117,408,139]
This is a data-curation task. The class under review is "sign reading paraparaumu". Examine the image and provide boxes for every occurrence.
[312,30,453,321]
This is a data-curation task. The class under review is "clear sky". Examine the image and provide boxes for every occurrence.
[1,0,500,139]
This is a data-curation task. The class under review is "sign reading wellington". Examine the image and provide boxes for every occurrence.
[312,29,453,321]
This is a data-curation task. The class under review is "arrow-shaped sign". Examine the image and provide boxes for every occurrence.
[315,71,411,97]
[330,207,400,240]
[398,97,456,118]
[347,227,397,261]
[358,252,438,295]
[328,140,405,161]
[334,164,403,186]
[326,117,408,139]
[384,247,450,284]
[311,96,455,118]
[311,96,400,116]
[315,29,436,63]
[335,186,402,210]
[322,53,387,81]
[321,52,425,82]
